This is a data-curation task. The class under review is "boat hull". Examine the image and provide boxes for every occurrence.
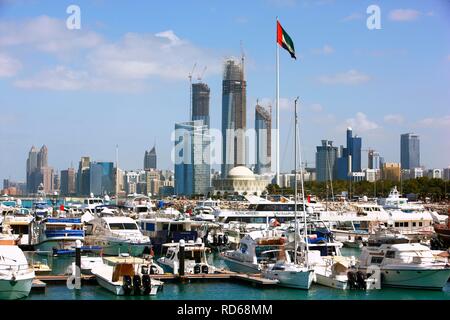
[265,269,314,289]
[221,256,260,274]
[380,268,450,290]
[0,278,33,300]
[101,241,150,257]
[35,238,83,253]
[314,273,348,290]
[95,273,160,296]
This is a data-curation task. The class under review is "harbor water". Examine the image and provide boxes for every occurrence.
[25,248,450,300]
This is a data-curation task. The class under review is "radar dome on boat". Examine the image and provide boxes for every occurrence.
[104,195,110,201]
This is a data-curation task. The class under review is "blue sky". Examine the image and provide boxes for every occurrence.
[0,0,449,183]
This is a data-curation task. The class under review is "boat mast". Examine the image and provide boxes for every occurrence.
[295,97,309,267]
[294,97,298,265]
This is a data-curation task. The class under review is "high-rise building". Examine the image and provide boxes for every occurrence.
[37,145,48,169]
[174,120,211,196]
[401,133,420,170]
[382,162,401,181]
[337,127,362,180]
[26,146,39,193]
[368,150,381,170]
[192,82,210,128]
[39,166,54,194]
[221,58,246,177]
[77,156,91,196]
[60,168,76,196]
[144,146,157,170]
[315,140,338,182]
[443,167,450,181]
[89,162,114,196]
[255,103,272,175]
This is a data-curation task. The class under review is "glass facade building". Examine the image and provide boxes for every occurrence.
[255,103,271,174]
[315,140,338,182]
[174,120,211,196]
[401,133,420,170]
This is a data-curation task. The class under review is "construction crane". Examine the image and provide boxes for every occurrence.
[197,66,207,82]
[188,63,197,120]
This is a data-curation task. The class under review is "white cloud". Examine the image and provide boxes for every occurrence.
[345,112,379,132]
[384,114,404,124]
[318,69,371,85]
[309,103,323,112]
[311,44,334,55]
[0,52,21,77]
[4,16,222,91]
[341,13,363,22]
[14,66,89,91]
[417,116,450,128]
[388,9,421,22]
[0,15,103,56]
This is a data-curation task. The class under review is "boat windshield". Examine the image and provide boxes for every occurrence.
[109,223,138,230]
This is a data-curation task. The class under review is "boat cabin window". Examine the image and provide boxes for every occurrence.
[412,222,416,227]
[46,225,66,231]
[385,251,396,259]
[418,222,422,227]
[239,243,248,254]
[10,225,29,234]
[109,223,138,230]
[370,256,383,264]
[166,250,175,260]
[179,249,203,263]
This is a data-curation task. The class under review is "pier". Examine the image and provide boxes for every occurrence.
[31,270,278,293]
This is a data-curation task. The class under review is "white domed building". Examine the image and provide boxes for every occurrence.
[212,166,272,196]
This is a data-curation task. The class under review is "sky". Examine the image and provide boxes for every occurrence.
[0,0,449,183]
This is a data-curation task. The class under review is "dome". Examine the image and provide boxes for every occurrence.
[228,166,254,178]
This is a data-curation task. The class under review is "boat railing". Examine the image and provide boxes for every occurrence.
[0,262,34,274]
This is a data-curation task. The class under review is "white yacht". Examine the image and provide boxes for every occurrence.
[91,254,164,296]
[221,229,287,273]
[1,207,35,247]
[378,186,426,212]
[157,238,216,275]
[358,243,450,290]
[0,244,35,300]
[124,195,154,217]
[35,217,85,254]
[84,217,152,256]
[81,195,105,214]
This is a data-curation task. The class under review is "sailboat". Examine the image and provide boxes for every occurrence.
[262,98,315,289]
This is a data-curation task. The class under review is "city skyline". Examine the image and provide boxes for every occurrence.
[1,0,450,183]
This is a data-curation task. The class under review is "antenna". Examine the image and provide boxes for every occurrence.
[188,63,197,120]
[197,66,207,82]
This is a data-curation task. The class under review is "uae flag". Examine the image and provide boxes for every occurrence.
[277,21,296,59]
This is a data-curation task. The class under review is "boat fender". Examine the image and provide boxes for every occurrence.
[133,275,142,295]
[122,275,132,295]
[142,274,151,295]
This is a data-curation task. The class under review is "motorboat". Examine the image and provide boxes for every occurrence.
[1,207,35,248]
[35,217,85,255]
[221,229,287,273]
[157,238,216,275]
[84,217,152,256]
[32,198,53,220]
[124,195,154,218]
[91,254,164,296]
[0,244,35,300]
[358,242,450,290]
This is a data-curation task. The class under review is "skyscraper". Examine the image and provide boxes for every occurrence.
[174,120,211,196]
[401,133,420,170]
[368,150,381,170]
[144,146,157,170]
[337,127,362,179]
[60,168,76,196]
[221,58,246,177]
[26,146,38,193]
[315,140,338,182]
[89,162,114,196]
[77,156,91,196]
[192,82,210,128]
[255,103,272,174]
[37,145,48,169]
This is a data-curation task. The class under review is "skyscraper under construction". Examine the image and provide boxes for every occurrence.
[221,58,247,177]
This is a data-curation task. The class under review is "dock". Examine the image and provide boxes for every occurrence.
[32,271,278,290]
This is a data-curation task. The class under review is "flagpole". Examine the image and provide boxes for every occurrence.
[276,17,280,186]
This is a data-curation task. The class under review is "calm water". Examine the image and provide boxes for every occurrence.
[25,248,450,300]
